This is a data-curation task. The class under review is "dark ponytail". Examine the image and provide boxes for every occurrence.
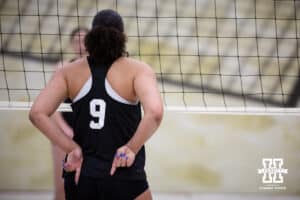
[84,25,126,65]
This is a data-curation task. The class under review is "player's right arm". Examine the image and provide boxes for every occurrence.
[30,67,83,183]
[29,67,78,153]
[51,61,74,139]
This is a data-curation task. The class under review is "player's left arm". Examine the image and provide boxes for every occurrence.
[110,64,163,175]
[127,64,164,153]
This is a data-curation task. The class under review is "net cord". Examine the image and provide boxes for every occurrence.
[1,101,299,115]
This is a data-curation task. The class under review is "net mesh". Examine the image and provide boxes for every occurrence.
[0,0,300,113]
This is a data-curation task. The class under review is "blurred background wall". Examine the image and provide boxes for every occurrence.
[0,0,299,196]
[0,110,299,195]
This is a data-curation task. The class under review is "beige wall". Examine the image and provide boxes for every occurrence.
[0,110,299,195]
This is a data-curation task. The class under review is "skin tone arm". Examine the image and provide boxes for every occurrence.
[29,68,79,154]
[110,65,164,175]
[50,62,76,196]
[51,61,74,138]
[29,68,83,183]
[51,35,86,139]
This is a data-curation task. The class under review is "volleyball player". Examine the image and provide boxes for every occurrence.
[29,9,163,200]
[51,27,88,200]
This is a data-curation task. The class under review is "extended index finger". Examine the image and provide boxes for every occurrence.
[75,166,81,185]
[110,157,118,176]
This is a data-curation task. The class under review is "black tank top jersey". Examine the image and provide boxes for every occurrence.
[71,56,146,180]
[61,98,73,127]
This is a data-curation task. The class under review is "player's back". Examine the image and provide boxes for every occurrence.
[64,56,149,103]
[63,56,148,180]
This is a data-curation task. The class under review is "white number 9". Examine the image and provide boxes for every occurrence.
[89,99,106,130]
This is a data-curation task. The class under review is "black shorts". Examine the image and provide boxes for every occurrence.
[76,175,149,200]
[63,171,77,200]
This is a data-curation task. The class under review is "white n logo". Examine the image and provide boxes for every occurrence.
[258,158,288,184]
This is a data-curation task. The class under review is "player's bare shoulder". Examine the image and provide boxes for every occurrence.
[120,57,154,76]
[55,61,69,70]
[61,57,88,74]
[52,57,88,85]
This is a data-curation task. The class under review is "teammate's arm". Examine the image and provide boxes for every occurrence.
[29,68,79,153]
[110,64,163,175]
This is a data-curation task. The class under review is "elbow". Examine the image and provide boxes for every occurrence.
[147,105,163,126]
[29,108,37,125]
[29,107,43,126]
[154,106,164,125]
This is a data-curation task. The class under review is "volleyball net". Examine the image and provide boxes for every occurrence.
[0,0,299,114]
